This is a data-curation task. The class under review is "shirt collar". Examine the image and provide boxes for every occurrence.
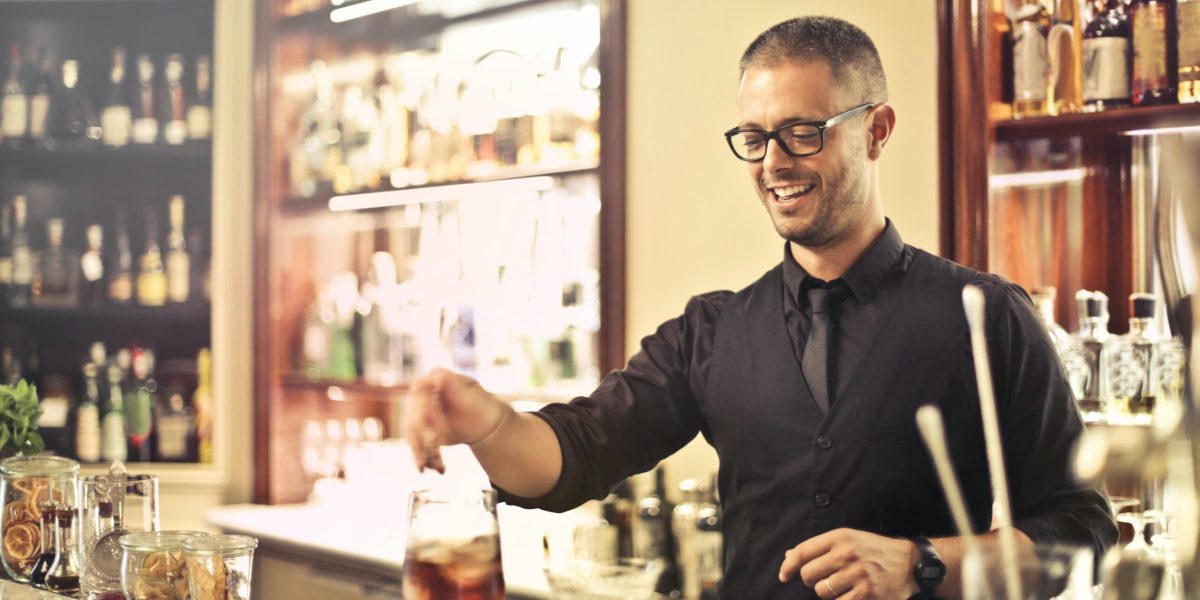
[781,218,906,305]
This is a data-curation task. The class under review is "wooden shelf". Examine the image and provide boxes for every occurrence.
[280,372,411,397]
[0,303,211,324]
[993,103,1200,141]
[0,143,212,166]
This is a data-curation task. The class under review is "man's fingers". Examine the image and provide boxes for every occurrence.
[798,548,851,588]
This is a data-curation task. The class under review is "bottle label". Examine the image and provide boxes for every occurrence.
[11,246,32,284]
[167,253,190,303]
[0,257,11,285]
[1180,2,1200,101]
[132,118,158,144]
[81,251,104,282]
[164,120,187,145]
[137,272,167,306]
[109,273,132,302]
[1,95,27,138]
[29,94,50,140]
[1132,4,1170,96]
[101,106,132,147]
[187,106,211,140]
[156,415,190,459]
[1014,21,1049,101]
[1083,37,1130,102]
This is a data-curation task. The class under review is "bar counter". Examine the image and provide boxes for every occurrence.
[0,580,73,599]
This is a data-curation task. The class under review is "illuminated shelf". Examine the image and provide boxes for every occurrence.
[993,103,1200,141]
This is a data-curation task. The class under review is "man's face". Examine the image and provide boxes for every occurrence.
[736,60,873,249]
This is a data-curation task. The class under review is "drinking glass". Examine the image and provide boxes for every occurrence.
[961,544,1094,600]
[183,534,258,600]
[403,488,505,600]
[0,455,79,581]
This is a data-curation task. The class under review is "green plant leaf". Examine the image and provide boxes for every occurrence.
[24,431,43,454]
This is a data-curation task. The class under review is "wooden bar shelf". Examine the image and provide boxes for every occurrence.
[993,103,1200,141]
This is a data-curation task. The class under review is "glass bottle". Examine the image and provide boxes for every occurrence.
[1106,293,1159,424]
[45,508,80,594]
[1084,0,1133,110]
[161,54,187,146]
[0,200,12,305]
[1013,1,1052,118]
[48,59,101,149]
[108,208,134,305]
[187,227,207,304]
[637,466,680,597]
[1031,286,1070,348]
[1048,0,1085,114]
[29,501,58,587]
[154,389,195,462]
[694,476,722,600]
[2,44,28,148]
[136,209,166,307]
[1061,290,1111,423]
[131,54,158,145]
[76,363,102,463]
[672,479,701,600]
[1130,0,1179,105]
[194,348,213,464]
[80,224,106,307]
[127,349,156,463]
[100,47,132,148]
[34,218,80,308]
[102,361,128,463]
[165,195,189,303]
[9,195,33,308]
[28,48,53,148]
[187,55,212,140]
[1180,0,1200,102]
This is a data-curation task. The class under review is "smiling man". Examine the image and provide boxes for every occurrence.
[405,16,1117,599]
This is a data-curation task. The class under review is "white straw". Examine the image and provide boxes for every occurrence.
[962,285,1023,600]
[916,405,976,539]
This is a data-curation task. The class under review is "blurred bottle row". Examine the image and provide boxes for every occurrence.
[1,45,212,150]
[0,194,210,310]
[1006,0,1200,119]
[1,340,212,464]
[1032,287,1188,425]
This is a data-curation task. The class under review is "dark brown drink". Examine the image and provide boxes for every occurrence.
[402,535,505,600]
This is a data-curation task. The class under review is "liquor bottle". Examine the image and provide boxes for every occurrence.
[101,361,127,463]
[131,54,158,145]
[47,59,101,149]
[1048,0,1086,114]
[34,218,80,308]
[126,349,155,462]
[9,196,33,308]
[136,209,167,307]
[1031,286,1070,349]
[1,44,28,148]
[28,49,53,147]
[108,209,134,305]
[154,388,195,462]
[1180,0,1200,102]
[194,348,213,463]
[637,467,681,597]
[1013,0,1053,118]
[1130,0,1179,105]
[76,363,102,463]
[673,479,701,600]
[44,509,80,594]
[101,47,132,148]
[1061,290,1111,423]
[88,341,110,410]
[0,201,11,305]
[694,478,722,600]
[165,195,189,303]
[1083,0,1133,110]
[80,224,106,306]
[187,55,212,140]
[187,227,208,303]
[1106,293,1159,423]
[161,54,187,146]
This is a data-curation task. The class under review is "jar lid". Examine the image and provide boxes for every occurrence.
[120,530,209,552]
[183,534,258,554]
[0,455,80,477]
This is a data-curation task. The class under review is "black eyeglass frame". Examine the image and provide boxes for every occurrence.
[723,103,876,162]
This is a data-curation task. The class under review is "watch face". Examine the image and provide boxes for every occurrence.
[918,562,947,582]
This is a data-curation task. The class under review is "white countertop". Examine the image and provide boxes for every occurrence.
[0,580,73,599]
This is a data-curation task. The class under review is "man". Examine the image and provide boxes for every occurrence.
[404,16,1117,599]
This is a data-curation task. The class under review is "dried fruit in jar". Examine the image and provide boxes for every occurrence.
[2,521,39,569]
[133,576,175,600]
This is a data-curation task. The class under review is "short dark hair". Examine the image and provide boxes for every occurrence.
[739,16,888,103]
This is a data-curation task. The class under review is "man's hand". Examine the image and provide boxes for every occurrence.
[402,368,511,472]
[778,528,919,599]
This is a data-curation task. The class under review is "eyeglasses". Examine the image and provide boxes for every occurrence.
[723,103,875,162]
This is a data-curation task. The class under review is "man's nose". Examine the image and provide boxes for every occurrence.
[761,137,794,173]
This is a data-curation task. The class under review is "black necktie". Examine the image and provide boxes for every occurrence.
[802,285,843,414]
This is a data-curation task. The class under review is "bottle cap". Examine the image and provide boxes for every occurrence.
[1086,291,1109,318]
[1030,286,1057,301]
[1130,293,1156,319]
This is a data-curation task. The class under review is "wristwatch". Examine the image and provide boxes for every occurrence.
[911,536,946,599]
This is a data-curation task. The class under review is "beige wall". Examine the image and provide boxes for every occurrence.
[625,0,941,488]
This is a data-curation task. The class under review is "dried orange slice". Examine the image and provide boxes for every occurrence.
[10,478,43,495]
[3,521,39,564]
[2,500,31,527]
[25,486,64,521]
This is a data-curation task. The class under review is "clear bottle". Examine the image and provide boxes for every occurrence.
[0,200,12,304]
[34,218,80,308]
[187,55,212,140]
[100,47,132,148]
[101,361,128,463]
[1013,0,1052,118]
[9,195,33,308]
[161,54,187,146]
[693,476,722,600]
[47,59,101,149]
[673,479,701,600]
[1106,293,1159,424]
[28,49,53,147]
[194,348,213,463]
[44,508,80,593]
[136,209,167,307]
[108,208,134,305]
[1,44,28,148]
[165,195,189,303]
[1129,0,1179,105]
[28,501,58,587]
[131,54,158,145]
[127,349,156,463]
[154,387,195,462]
[1061,290,1111,423]
[637,466,680,597]
[1180,0,1200,102]
[1048,0,1085,114]
[1084,0,1132,110]
[76,363,103,463]
[80,224,106,307]
[1031,286,1070,348]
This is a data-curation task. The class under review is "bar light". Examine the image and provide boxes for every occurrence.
[988,168,1088,189]
[329,176,557,211]
[330,0,419,23]
[1123,124,1200,137]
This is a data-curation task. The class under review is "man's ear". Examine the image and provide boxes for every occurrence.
[867,103,896,161]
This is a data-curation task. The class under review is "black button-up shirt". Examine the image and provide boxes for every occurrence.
[497,221,1117,598]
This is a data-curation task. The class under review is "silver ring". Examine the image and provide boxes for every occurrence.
[823,578,838,597]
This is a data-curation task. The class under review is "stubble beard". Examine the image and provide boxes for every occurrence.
[766,159,868,250]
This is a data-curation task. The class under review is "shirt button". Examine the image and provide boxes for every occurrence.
[816,436,832,450]
[814,493,831,507]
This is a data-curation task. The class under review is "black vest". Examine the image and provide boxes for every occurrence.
[701,249,993,599]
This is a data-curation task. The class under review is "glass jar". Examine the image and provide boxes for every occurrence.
[79,472,159,600]
[183,535,258,600]
[0,455,79,581]
[120,530,208,600]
